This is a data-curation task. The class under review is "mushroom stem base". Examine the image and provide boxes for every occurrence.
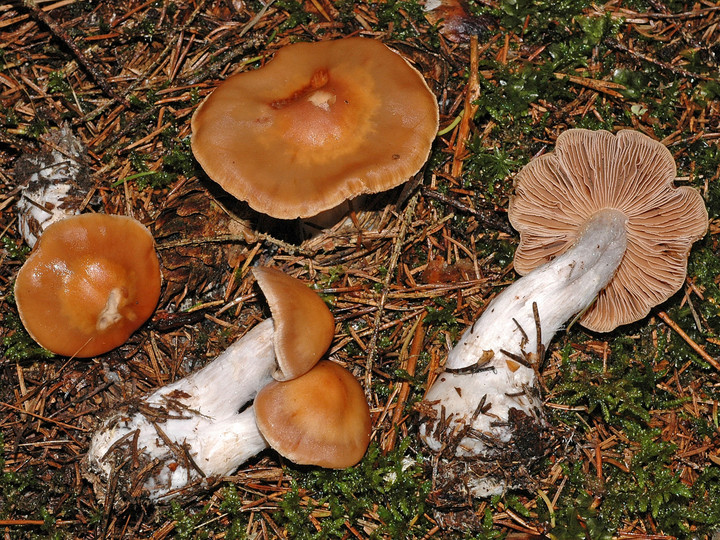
[420,209,628,495]
[84,319,278,503]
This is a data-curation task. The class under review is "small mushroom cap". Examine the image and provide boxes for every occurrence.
[14,214,162,357]
[253,267,334,381]
[191,37,439,219]
[254,360,371,468]
[509,129,708,332]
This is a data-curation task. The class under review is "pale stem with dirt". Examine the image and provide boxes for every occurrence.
[420,209,628,496]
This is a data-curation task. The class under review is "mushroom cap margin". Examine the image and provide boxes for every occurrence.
[508,129,708,332]
[253,266,335,380]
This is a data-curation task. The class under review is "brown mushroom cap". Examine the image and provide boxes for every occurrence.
[14,214,162,357]
[508,129,708,332]
[254,360,371,468]
[253,267,334,381]
[191,37,439,219]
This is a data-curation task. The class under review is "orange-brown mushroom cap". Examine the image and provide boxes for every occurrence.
[14,214,162,357]
[254,360,371,468]
[191,37,439,219]
[253,267,334,381]
[508,129,708,332]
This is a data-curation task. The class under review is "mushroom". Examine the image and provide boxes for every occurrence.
[191,37,439,220]
[419,129,708,497]
[14,213,162,358]
[423,0,494,43]
[85,267,352,502]
[255,360,372,469]
[254,266,335,380]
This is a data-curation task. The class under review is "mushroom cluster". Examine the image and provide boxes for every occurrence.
[85,267,371,502]
[191,37,439,220]
[419,129,707,497]
[13,36,440,506]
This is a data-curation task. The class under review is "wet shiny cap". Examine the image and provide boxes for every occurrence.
[14,214,162,357]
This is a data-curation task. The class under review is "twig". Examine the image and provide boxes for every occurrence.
[384,313,424,453]
[627,6,720,20]
[364,194,419,399]
[22,0,125,104]
[553,72,626,98]
[0,401,89,431]
[606,38,713,81]
[657,310,720,371]
[451,34,481,177]
[421,187,513,234]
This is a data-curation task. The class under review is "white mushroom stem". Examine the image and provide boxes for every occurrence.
[420,209,628,496]
[16,127,89,247]
[86,318,277,501]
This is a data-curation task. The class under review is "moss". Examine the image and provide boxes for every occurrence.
[47,71,71,96]
[3,237,30,261]
[276,0,314,30]
[600,425,693,533]
[686,142,720,219]
[215,485,251,539]
[25,118,49,140]
[540,490,614,539]
[548,320,720,535]
[2,308,54,362]
[469,233,516,269]
[685,467,720,531]
[0,435,77,538]
[462,141,524,204]
[117,149,179,189]
[0,435,37,520]
[161,133,197,178]
[498,0,592,41]
[423,297,458,331]
[372,0,425,40]
[472,62,553,126]
[278,440,432,538]
[166,500,211,539]
[552,330,686,427]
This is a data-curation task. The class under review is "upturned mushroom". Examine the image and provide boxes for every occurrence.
[419,129,708,497]
[85,267,364,502]
[191,37,439,220]
[14,213,162,358]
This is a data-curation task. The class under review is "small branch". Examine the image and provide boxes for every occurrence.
[657,310,720,371]
[384,313,424,453]
[364,194,419,399]
[634,6,720,19]
[451,34,481,177]
[22,0,125,104]
[606,38,713,81]
[421,187,513,234]
[553,72,626,98]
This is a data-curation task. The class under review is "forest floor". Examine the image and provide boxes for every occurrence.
[1,0,720,538]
